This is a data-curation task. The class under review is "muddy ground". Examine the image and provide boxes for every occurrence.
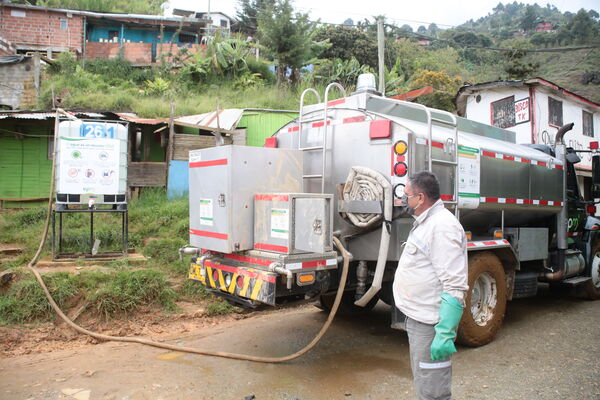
[1,285,599,400]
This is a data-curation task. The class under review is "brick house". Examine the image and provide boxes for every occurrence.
[535,21,554,32]
[0,3,206,64]
[0,3,84,56]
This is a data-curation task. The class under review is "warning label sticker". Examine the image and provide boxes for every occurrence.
[270,208,289,239]
[199,199,213,226]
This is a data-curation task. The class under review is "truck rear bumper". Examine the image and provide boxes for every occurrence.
[189,259,278,305]
[188,250,338,306]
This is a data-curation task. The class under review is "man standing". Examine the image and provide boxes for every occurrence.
[393,171,468,400]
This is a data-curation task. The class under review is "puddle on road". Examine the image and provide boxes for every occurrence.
[154,351,193,366]
[244,346,413,398]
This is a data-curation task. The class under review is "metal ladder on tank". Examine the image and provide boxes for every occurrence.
[298,83,347,193]
[427,109,459,217]
[384,100,460,215]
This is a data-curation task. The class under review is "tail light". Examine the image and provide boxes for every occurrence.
[587,205,596,215]
[394,162,408,177]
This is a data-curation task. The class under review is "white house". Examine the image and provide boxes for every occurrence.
[172,9,234,36]
[456,78,600,197]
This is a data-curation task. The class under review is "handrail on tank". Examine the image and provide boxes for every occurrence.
[322,83,347,193]
[383,98,459,213]
[298,88,322,149]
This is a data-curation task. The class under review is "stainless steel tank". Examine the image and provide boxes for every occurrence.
[273,91,564,261]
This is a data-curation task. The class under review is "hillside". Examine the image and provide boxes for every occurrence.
[32,1,600,115]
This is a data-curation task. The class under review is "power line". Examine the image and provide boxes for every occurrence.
[387,26,600,53]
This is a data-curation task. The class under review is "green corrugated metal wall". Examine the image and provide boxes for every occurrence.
[0,121,53,208]
[238,111,298,147]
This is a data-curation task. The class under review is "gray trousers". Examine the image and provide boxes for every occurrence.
[406,316,452,400]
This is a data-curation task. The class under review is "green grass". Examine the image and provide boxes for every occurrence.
[205,299,236,316]
[0,188,240,325]
[0,269,178,324]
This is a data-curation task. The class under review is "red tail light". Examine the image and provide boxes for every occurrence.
[587,205,596,214]
[394,162,408,177]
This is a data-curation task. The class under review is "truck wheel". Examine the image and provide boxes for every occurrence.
[317,290,379,315]
[457,251,507,347]
[580,242,600,300]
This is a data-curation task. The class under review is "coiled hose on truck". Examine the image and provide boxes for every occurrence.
[24,110,350,363]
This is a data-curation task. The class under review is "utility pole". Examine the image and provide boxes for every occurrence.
[377,16,385,96]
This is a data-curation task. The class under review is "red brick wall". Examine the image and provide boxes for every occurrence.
[85,42,153,64]
[0,5,84,52]
[84,42,205,65]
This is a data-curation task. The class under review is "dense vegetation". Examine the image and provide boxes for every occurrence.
[37,1,600,117]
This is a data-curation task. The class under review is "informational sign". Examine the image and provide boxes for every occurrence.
[457,145,480,209]
[58,137,120,194]
[514,97,530,124]
[199,199,214,226]
[270,208,289,239]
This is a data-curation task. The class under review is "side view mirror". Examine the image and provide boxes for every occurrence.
[592,156,600,199]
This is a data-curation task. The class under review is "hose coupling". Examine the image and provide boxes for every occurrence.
[269,262,293,289]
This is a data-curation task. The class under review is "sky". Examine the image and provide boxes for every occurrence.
[168,0,600,29]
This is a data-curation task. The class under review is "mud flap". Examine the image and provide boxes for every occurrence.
[189,261,277,306]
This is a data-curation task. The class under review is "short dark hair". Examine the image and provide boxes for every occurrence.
[409,171,440,202]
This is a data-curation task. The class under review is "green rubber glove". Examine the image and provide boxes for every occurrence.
[430,292,464,361]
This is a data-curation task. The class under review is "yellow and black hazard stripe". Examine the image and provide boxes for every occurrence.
[189,260,277,305]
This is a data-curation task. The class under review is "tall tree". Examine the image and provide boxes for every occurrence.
[236,0,275,35]
[314,25,378,68]
[520,5,538,31]
[257,0,319,84]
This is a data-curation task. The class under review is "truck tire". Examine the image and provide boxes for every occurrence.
[512,272,538,298]
[317,290,379,315]
[580,241,600,300]
[457,251,507,347]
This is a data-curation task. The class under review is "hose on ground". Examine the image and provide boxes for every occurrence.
[25,110,350,363]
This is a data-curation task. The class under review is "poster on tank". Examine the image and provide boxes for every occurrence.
[57,137,120,194]
[457,145,481,209]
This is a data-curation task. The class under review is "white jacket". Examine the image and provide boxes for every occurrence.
[393,199,468,325]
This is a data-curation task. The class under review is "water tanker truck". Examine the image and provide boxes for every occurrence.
[184,74,600,346]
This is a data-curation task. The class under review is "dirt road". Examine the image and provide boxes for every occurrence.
[1,286,599,400]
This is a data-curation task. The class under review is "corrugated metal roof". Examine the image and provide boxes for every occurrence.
[175,109,244,131]
[115,113,166,125]
[0,111,122,121]
[4,3,204,24]
[0,112,55,120]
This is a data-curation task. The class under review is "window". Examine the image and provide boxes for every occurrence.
[220,19,228,28]
[60,18,68,30]
[179,33,196,43]
[11,10,26,17]
[548,97,563,127]
[583,110,594,137]
[491,95,515,129]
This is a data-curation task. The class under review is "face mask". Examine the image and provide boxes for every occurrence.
[401,195,421,216]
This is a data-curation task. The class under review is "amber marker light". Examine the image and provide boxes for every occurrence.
[394,140,408,155]
[297,272,315,286]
